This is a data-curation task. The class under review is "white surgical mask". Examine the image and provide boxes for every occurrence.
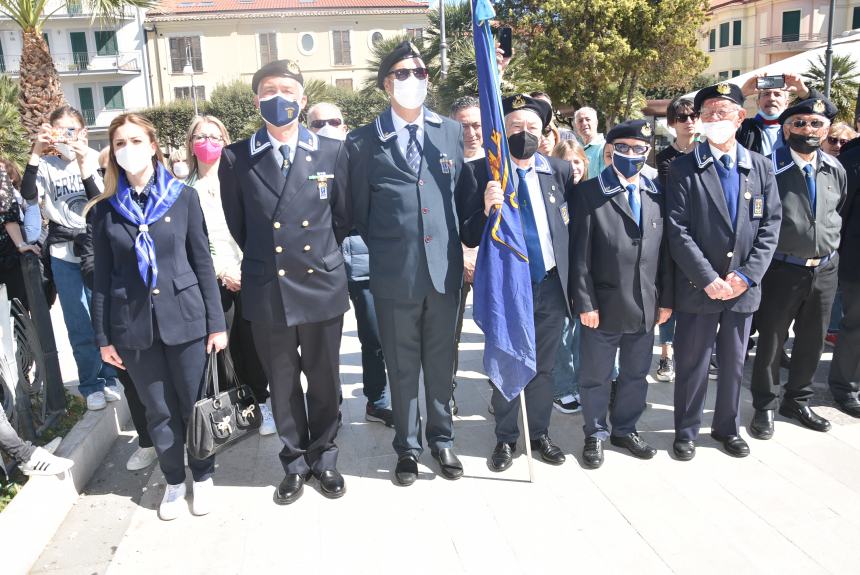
[54,142,75,161]
[392,76,428,110]
[172,161,190,179]
[115,144,153,176]
[316,124,346,141]
[701,120,736,145]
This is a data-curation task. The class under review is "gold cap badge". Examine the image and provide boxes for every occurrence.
[286,60,301,75]
[641,123,652,137]
[512,95,527,109]
[813,99,826,114]
[716,82,731,95]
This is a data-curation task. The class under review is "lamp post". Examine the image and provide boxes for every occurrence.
[182,38,199,116]
[824,0,836,98]
[439,0,448,79]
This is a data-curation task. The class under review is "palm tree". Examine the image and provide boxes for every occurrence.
[0,0,153,136]
[0,75,29,167]
[803,54,860,124]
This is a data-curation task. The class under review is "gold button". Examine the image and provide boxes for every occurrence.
[302,220,309,228]
[274,222,281,229]
[307,268,314,274]
[727,251,734,258]
[303,245,311,252]
[275,246,283,253]
[278,269,286,276]
[152,288,160,295]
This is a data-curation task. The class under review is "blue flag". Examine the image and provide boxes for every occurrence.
[471,0,536,402]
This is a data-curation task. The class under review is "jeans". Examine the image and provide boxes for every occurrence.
[0,406,35,463]
[552,315,581,399]
[659,314,676,345]
[347,280,388,408]
[829,290,843,334]
[51,257,115,397]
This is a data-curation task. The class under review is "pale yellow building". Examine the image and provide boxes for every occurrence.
[144,0,430,104]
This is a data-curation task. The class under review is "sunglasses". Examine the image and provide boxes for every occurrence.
[676,113,699,123]
[388,67,429,81]
[827,136,850,146]
[613,143,650,155]
[310,118,343,129]
[790,119,827,129]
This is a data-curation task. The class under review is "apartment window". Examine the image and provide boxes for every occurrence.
[708,29,716,52]
[78,87,95,125]
[300,33,315,54]
[719,22,730,48]
[732,20,742,46]
[853,7,860,29]
[371,31,383,47]
[95,31,118,56]
[259,33,277,66]
[174,86,206,101]
[732,69,741,77]
[102,85,124,110]
[718,71,729,80]
[782,10,801,42]
[335,78,353,91]
[332,30,351,65]
[406,28,424,43]
[70,31,89,70]
[169,36,202,73]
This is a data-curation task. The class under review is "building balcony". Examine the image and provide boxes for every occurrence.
[1,51,141,77]
[759,33,826,54]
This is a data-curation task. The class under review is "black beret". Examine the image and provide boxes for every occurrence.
[501,94,552,128]
[693,81,744,112]
[377,41,424,90]
[606,119,653,144]
[252,59,304,93]
[778,96,838,124]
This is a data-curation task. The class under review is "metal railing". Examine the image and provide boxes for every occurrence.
[759,33,826,46]
[82,109,97,126]
[1,51,140,75]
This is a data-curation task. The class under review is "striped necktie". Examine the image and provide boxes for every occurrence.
[405,124,422,174]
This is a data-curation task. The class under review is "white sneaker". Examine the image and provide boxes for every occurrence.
[86,391,106,411]
[158,482,186,521]
[258,402,276,436]
[21,447,74,476]
[126,446,157,471]
[104,385,122,402]
[191,478,214,516]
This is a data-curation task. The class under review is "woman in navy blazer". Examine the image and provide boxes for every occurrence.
[87,113,227,521]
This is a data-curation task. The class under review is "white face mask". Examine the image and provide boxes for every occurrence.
[316,124,346,141]
[54,142,76,161]
[701,120,736,145]
[392,76,428,110]
[172,162,190,179]
[115,144,153,176]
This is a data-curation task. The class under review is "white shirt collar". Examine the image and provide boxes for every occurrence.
[709,142,737,166]
[789,148,818,172]
[391,108,425,134]
[464,149,485,162]
[268,128,299,160]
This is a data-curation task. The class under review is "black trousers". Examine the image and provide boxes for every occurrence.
[453,281,472,383]
[829,280,860,403]
[347,279,388,407]
[116,368,152,448]
[220,285,268,403]
[751,257,839,410]
[251,316,343,475]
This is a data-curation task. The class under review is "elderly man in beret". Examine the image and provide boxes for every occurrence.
[749,96,845,439]
[346,41,475,486]
[460,94,573,472]
[667,82,781,461]
[571,119,674,468]
[219,59,351,504]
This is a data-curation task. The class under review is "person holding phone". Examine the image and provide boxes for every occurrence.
[737,72,816,156]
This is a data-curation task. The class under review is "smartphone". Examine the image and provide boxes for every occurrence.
[757,75,785,90]
[499,27,513,58]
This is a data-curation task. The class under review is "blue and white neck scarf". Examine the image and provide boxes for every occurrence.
[109,162,184,288]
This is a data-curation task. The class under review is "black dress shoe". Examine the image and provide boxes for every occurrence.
[835,398,860,418]
[394,455,419,486]
[710,433,750,457]
[610,432,657,459]
[490,442,516,472]
[431,448,464,480]
[582,437,604,469]
[274,473,307,505]
[673,439,695,461]
[749,409,775,440]
[779,403,831,432]
[316,469,346,499]
[530,435,566,465]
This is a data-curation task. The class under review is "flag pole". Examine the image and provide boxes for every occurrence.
[519,393,534,482]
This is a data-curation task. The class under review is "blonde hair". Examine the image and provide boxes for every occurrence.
[829,122,858,141]
[185,115,231,178]
[83,113,166,216]
[552,139,589,173]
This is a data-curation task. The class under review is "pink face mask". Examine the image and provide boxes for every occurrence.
[193,138,224,165]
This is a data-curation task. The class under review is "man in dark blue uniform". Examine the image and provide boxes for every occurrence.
[667,82,781,460]
[460,94,572,472]
[220,60,351,504]
[345,42,474,486]
[571,120,674,468]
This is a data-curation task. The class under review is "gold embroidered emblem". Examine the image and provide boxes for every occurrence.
[716,82,731,95]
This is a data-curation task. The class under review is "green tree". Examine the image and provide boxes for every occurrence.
[141,100,195,151]
[0,75,30,168]
[331,87,390,129]
[206,80,258,142]
[803,54,860,124]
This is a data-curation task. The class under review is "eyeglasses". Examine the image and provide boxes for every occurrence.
[790,119,828,129]
[310,118,343,129]
[676,113,699,123]
[613,143,650,155]
[388,67,429,81]
[827,136,850,146]
[700,108,738,121]
[192,134,224,143]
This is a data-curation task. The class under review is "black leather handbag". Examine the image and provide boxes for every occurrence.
[187,351,261,460]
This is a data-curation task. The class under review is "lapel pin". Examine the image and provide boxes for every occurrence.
[165,216,171,223]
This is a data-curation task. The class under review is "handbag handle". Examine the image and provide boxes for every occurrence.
[207,350,220,397]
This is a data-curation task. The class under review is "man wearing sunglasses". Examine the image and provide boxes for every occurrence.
[307,102,349,141]
[346,41,475,486]
[749,96,846,439]
[667,82,781,461]
[571,120,673,468]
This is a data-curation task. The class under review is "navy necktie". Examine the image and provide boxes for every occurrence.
[405,124,422,174]
[626,183,641,229]
[803,163,817,216]
[719,154,733,170]
[515,168,547,284]
[280,144,291,179]
[719,154,738,225]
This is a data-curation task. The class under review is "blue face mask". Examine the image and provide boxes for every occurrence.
[758,110,780,121]
[259,94,301,127]
[613,151,646,179]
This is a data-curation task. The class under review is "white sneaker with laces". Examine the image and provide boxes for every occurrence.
[192,477,214,516]
[258,402,276,436]
[21,447,74,476]
[126,446,157,471]
[103,385,122,402]
[158,482,186,521]
[86,391,106,411]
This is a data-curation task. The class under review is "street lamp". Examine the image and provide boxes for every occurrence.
[182,38,199,116]
[824,0,835,98]
[439,0,448,79]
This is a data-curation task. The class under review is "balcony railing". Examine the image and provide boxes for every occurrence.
[759,33,826,47]
[1,51,141,76]
[81,109,97,126]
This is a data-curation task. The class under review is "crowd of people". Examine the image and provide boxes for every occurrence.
[1,41,858,521]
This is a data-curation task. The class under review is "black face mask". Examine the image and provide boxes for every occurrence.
[787,132,822,155]
[508,131,539,160]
